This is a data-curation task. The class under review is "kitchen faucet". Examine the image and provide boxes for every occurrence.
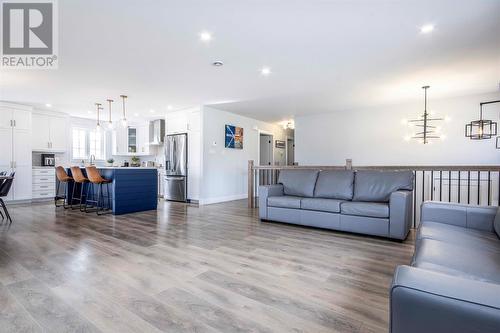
[89,154,96,166]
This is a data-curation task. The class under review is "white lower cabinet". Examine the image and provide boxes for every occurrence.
[32,168,55,199]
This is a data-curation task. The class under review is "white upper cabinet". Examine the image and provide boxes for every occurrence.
[137,125,149,154]
[31,113,50,150]
[49,116,68,151]
[112,122,150,156]
[166,112,188,134]
[32,113,68,151]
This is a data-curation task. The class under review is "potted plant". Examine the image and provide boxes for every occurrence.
[106,158,114,167]
[131,156,140,167]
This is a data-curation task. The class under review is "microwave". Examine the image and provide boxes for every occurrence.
[41,154,55,166]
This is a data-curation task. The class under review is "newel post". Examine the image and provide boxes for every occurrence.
[248,160,254,208]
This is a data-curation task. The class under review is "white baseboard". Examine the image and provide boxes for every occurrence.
[199,194,247,205]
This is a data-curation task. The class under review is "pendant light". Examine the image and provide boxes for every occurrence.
[95,102,102,132]
[466,100,500,140]
[120,95,128,127]
[403,86,445,144]
[106,99,114,129]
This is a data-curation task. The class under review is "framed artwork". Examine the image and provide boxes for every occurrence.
[225,124,243,149]
[275,140,285,148]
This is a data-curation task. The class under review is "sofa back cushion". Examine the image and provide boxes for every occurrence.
[353,170,414,202]
[278,169,319,197]
[494,208,500,238]
[314,170,354,200]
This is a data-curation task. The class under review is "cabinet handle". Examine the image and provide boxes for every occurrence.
[14,120,16,127]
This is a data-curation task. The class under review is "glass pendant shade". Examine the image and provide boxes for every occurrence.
[107,99,114,130]
[95,103,102,132]
[120,95,128,128]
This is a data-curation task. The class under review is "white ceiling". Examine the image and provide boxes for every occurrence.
[1,0,499,122]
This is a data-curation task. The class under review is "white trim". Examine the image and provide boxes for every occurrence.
[199,193,247,205]
[0,101,33,111]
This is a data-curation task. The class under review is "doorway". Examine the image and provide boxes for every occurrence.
[259,133,273,166]
[286,138,295,165]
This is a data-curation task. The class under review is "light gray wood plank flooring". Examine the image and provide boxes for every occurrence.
[0,200,414,332]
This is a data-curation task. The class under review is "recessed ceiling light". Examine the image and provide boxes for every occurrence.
[134,113,139,117]
[45,103,52,107]
[87,110,92,114]
[212,60,224,67]
[260,67,271,76]
[420,24,434,34]
[199,31,212,42]
[167,105,173,110]
[150,109,155,113]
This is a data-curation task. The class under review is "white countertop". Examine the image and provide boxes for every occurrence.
[56,165,159,170]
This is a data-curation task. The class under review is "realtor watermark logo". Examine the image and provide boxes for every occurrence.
[1,0,58,69]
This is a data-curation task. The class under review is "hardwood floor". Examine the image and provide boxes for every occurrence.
[0,200,414,332]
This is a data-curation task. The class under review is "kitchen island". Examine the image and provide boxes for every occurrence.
[66,167,158,215]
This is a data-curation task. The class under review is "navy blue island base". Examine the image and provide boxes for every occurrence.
[66,167,158,215]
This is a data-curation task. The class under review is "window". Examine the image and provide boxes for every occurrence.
[71,127,106,161]
[72,128,86,159]
[89,130,105,159]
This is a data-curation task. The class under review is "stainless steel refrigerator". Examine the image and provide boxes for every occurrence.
[164,133,188,202]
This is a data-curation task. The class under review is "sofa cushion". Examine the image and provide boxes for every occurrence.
[267,196,302,209]
[494,207,500,238]
[300,198,344,213]
[340,201,389,218]
[278,169,319,197]
[353,170,414,202]
[314,170,354,200]
[418,221,500,253]
[412,239,500,284]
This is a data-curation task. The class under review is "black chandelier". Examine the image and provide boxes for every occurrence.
[405,86,444,144]
[465,100,499,140]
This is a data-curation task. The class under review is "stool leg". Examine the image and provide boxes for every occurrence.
[83,183,90,212]
[63,182,69,209]
[55,180,60,207]
[71,182,77,209]
[96,183,102,215]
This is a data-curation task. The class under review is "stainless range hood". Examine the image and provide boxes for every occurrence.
[149,119,165,145]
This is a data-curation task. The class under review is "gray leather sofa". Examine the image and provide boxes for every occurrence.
[259,169,414,240]
[390,201,500,333]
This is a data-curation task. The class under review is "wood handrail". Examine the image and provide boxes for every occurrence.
[252,165,500,171]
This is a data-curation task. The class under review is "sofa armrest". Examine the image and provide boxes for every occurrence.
[258,184,284,219]
[389,190,413,240]
[390,265,500,333]
[421,201,497,232]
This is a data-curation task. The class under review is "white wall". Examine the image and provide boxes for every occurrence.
[200,106,286,204]
[296,92,500,166]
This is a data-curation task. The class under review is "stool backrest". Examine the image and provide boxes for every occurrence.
[56,166,70,182]
[85,166,106,183]
[70,167,87,183]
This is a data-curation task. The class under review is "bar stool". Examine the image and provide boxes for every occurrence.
[55,166,73,209]
[70,166,89,211]
[84,166,112,215]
